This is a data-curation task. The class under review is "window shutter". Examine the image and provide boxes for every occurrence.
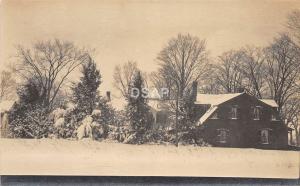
[256,130,261,143]
[237,107,241,119]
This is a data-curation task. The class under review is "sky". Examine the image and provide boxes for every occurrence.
[1,0,300,97]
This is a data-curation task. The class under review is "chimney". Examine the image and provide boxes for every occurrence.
[106,91,111,101]
[191,81,198,102]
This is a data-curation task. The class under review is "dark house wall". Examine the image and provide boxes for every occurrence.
[197,93,289,149]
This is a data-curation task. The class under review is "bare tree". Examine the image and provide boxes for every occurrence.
[282,96,300,146]
[286,10,300,44]
[14,39,90,110]
[156,33,208,146]
[149,70,174,99]
[238,46,266,98]
[157,33,208,97]
[264,34,300,113]
[0,70,16,101]
[113,61,138,99]
[198,63,222,94]
[214,50,244,93]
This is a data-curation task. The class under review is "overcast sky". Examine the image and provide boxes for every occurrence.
[1,0,300,96]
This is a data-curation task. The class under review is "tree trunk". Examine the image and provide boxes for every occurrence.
[295,128,300,146]
[175,93,179,147]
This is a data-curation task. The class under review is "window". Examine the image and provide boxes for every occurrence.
[230,106,238,119]
[253,106,261,120]
[271,114,277,121]
[260,129,270,144]
[218,129,228,143]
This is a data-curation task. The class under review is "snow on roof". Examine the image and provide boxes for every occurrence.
[195,93,243,106]
[196,93,279,126]
[197,106,218,126]
[259,99,278,108]
[195,93,243,126]
[0,100,15,112]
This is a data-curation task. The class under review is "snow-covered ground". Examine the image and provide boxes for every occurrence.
[0,138,298,178]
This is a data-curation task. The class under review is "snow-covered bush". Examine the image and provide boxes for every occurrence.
[92,102,116,139]
[103,110,130,142]
[50,107,74,139]
[105,124,129,142]
[106,125,118,141]
[54,117,65,128]
[143,129,169,144]
[8,79,53,138]
[92,109,101,117]
[50,108,66,122]
[92,121,109,139]
[65,103,76,113]
[51,106,84,139]
[9,104,53,138]
[123,133,137,144]
[173,127,211,146]
[52,104,111,140]
[76,115,108,140]
[77,116,93,139]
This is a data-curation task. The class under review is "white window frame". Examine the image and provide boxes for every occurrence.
[218,129,228,143]
[253,106,261,120]
[260,129,270,144]
[271,114,278,121]
[230,106,238,119]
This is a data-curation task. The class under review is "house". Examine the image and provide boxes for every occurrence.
[148,99,173,130]
[194,92,291,149]
[148,83,291,149]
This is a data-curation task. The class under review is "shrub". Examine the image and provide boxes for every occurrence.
[9,104,53,138]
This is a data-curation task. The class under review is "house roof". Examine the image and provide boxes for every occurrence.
[195,93,243,106]
[196,92,279,125]
[196,93,244,126]
[196,92,279,108]
[198,106,218,125]
[259,99,278,108]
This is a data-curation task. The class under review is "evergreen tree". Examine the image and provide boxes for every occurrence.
[179,81,199,144]
[70,56,116,139]
[97,97,116,125]
[125,71,153,143]
[73,56,102,115]
[17,78,43,106]
[9,78,52,138]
